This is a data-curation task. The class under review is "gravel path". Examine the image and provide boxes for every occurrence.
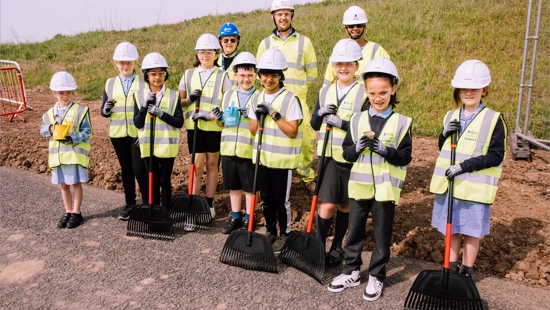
[1,166,548,309]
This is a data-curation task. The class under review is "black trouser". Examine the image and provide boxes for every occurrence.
[143,156,175,209]
[343,199,395,281]
[110,136,148,205]
[257,165,290,236]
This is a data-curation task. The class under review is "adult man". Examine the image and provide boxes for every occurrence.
[323,6,390,86]
[257,0,317,192]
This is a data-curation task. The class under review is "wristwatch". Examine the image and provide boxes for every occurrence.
[272,112,281,121]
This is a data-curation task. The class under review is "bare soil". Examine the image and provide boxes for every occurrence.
[2,86,549,288]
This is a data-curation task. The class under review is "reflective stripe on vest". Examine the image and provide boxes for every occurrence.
[220,89,259,158]
[263,33,315,104]
[348,112,412,203]
[183,68,225,131]
[43,103,91,168]
[136,89,180,158]
[317,82,365,163]
[429,108,505,204]
[251,90,302,169]
[105,75,145,138]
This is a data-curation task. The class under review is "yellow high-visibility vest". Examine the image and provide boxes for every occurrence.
[43,103,91,168]
[348,111,412,203]
[251,90,303,169]
[136,88,180,158]
[323,41,390,85]
[183,67,226,132]
[429,107,507,204]
[104,75,145,138]
[257,32,318,106]
[216,56,238,89]
[220,89,259,159]
[317,82,365,163]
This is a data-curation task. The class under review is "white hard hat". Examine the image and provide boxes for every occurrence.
[195,33,221,51]
[50,71,77,91]
[141,52,169,72]
[362,57,400,86]
[451,60,491,89]
[342,6,368,25]
[329,39,362,63]
[271,0,294,13]
[113,42,138,61]
[232,52,257,70]
[257,48,287,71]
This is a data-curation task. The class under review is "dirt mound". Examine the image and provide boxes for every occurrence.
[2,86,548,287]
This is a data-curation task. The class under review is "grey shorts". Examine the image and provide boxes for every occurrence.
[317,157,352,204]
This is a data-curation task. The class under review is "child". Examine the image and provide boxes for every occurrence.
[214,52,260,234]
[133,52,183,209]
[216,22,241,89]
[327,57,412,302]
[100,42,148,220]
[310,39,367,267]
[178,33,232,230]
[248,48,303,252]
[430,60,507,277]
[40,71,92,229]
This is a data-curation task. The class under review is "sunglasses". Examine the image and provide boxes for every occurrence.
[345,24,366,29]
[222,38,237,44]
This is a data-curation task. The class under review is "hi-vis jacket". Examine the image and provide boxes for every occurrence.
[250,90,303,169]
[183,67,226,132]
[220,89,260,159]
[429,107,506,204]
[348,112,412,203]
[257,28,317,105]
[216,56,238,89]
[135,89,180,158]
[323,41,389,85]
[104,75,145,138]
[317,82,365,163]
[43,103,91,169]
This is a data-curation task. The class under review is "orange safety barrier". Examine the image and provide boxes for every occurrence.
[0,60,28,122]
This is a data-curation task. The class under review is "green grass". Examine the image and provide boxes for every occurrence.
[1,0,548,137]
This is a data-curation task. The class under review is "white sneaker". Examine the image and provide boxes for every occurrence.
[327,270,360,293]
[210,207,216,219]
[363,275,383,301]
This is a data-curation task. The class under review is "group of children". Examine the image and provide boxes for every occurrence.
[40,1,507,303]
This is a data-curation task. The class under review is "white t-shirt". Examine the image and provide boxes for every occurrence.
[248,88,303,122]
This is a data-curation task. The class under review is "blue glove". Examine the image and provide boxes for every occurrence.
[443,120,461,138]
[212,107,223,121]
[256,102,276,117]
[189,89,202,103]
[318,104,337,118]
[355,136,370,153]
[324,114,343,128]
[147,104,164,117]
[192,111,213,121]
[445,164,463,180]
[366,139,387,156]
[103,100,115,115]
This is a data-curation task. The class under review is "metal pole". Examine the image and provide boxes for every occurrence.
[515,0,533,131]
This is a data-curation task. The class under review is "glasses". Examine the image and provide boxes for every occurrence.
[333,62,356,68]
[345,24,366,29]
[222,38,237,44]
[274,12,292,18]
[56,91,72,95]
[259,73,280,79]
[197,50,216,56]
[116,61,133,66]
[147,71,167,77]
[236,73,255,80]
[458,88,482,93]
[366,88,392,98]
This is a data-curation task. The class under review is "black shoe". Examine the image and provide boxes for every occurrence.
[326,248,344,267]
[57,213,71,228]
[66,213,83,229]
[221,217,243,234]
[459,265,473,277]
[240,218,255,231]
[118,205,135,220]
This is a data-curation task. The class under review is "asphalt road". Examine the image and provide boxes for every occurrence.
[1,166,547,309]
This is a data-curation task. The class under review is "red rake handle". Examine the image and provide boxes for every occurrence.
[443,126,458,288]
[246,113,265,245]
[306,125,331,234]
[148,113,155,205]
[188,99,201,196]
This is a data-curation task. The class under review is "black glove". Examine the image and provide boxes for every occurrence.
[144,93,156,108]
[255,102,275,118]
[317,104,337,118]
[355,136,370,153]
[48,124,53,136]
[366,139,387,156]
[443,120,461,138]
[189,89,202,103]
[445,164,464,180]
[239,108,249,119]
[212,107,223,121]
[61,136,73,144]
[132,138,140,149]
[103,100,115,115]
